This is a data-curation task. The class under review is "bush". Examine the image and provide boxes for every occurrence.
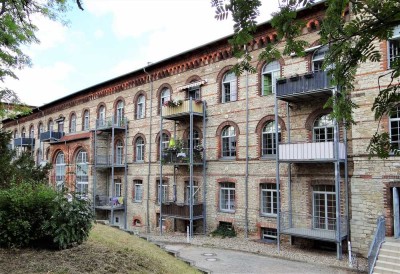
[210,222,237,238]
[0,182,93,249]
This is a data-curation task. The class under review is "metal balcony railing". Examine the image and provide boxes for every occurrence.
[96,116,127,130]
[162,99,203,118]
[276,71,332,99]
[280,211,348,242]
[14,137,35,147]
[279,141,345,162]
[95,155,125,167]
[94,195,124,209]
[367,216,386,274]
[161,202,203,219]
[40,131,64,142]
[162,148,203,165]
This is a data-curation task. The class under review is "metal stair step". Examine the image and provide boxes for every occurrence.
[378,254,400,264]
[376,260,400,270]
[373,266,400,274]
[380,248,400,257]
[382,242,400,251]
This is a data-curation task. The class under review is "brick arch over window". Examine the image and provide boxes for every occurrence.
[256,58,285,96]
[51,149,65,165]
[306,40,321,71]
[132,215,143,227]
[132,133,146,161]
[155,129,171,159]
[216,65,237,103]
[215,121,240,159]
[70,145,90,163]
[133,90,147,119]
[96,102,106,118]
[183,126,203,142]
[156,83,173,114]
[255,115,286,158]
[185,75,202,84]
[113,96,126,117]
[305,108,332,131]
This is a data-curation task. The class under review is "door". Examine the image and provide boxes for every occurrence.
[394,187,399,238]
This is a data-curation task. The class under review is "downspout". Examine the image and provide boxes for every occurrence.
[143,65,153,234]
[244,68,249,238]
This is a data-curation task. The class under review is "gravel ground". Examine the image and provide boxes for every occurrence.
[143,233,368,273]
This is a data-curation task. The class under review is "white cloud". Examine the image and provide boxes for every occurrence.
[94,29,104,39]
[6,62,75,106]
[30,15,68,51]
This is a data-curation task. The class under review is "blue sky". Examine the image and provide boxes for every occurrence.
[6,0,278,106]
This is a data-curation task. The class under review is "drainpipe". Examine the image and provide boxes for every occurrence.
[244,68,249,238]
[143,64,153,234]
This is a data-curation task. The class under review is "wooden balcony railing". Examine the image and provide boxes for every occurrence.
[162,100,203,118]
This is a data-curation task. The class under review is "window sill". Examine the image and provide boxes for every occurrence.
[135,160,145,164]
[133,200,142,203]
[219,209,235,214]
[260,213,277,218]
[219,157,236,161]
[260,155,276,160]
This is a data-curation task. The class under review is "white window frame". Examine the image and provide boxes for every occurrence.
[76,150,88,197]
[312,185,336,231]
[114,180,122,198]
[219,182,235,212]
[260,183,277,216]
[388,25,400,69]
[312,45,328,72]
[48,120,53,132]
[389,105,400,150]
[135,137,145,162]
[134,180,143,202]
[83,110,90,131]
[187,86,200,100]
[185,181,199,204]
[222,72,237,103]
[38,123,43,138]
[29,126,34,138]
[21,127,26,138]
[116,140,123,165]
[137,95,145,119]
[98,106,106,127]
[221,126,236,158]
[161,88,170,106]
[157,180,168,204]
[116,101,124,126]
[262,121,281,157]
[313,114,334,142]
[70,114,76,133]
[55,152,65,191]
[262,61,280,95]
[261,227,277,241]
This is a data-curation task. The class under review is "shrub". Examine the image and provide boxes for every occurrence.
[210,222,236,238]
[0,182,93,249]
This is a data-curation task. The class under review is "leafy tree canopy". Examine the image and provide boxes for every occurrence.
[0,0,83,119]
[213,0,400,158]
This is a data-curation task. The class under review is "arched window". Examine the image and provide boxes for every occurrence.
[48,119,53,131]
[137,95,145,119]
[83,110,90,131]
[116,100,124,126]
[76,150,88,197]
[161,88,170,106]
[55,152,65,191]
[135,137,145,162]
[389,105,400,149]
[313,114,334,142]
[70,113,76,133]
[221,126,236,157]
[262,121,281,156]
[161,133,169,150]
[312,45,328,72]
[187,129,201,148]
[21,127,26,138]
[13,129,18,138]
[29,125,34,138]
[222,71,237,103]
[98,105,106,127]
[261,61,280,96]
[116,140,124,165]
[38,123,44,138]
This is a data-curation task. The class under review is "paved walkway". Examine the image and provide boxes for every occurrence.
[164,244,354,274]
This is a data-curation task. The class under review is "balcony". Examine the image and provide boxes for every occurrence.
[162,148,203,165]
[14,137,35,147]
[96,116,127,130]
[94,195,124,210]
[280,211,348,242]
[161,202,203,219]
[40,131,64,142]
[276,71,333,102]
[95,155,125,168]
[162,99,204,120]
[279,142,345,163]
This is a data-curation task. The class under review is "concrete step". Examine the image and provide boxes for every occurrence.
[382,242,400,251]
[380,248,400,257]
[373,266,400,274]
[378,254,400,264]
[375,261,400,271]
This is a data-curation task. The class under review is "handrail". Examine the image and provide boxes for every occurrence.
[367,216,385,274]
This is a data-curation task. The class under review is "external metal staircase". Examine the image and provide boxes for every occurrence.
[373,238,400,274]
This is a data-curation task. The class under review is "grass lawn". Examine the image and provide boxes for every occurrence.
[0,224,200,274]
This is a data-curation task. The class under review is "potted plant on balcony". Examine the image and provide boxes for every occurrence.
[304,71,314,79]
[289,73,299,81]
[276,77,287,84]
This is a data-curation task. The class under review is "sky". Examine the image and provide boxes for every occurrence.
[5,0,280,107]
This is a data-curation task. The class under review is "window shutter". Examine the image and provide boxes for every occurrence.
[230,80,237,101]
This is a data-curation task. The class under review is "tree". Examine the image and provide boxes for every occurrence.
[0,0,83,119]
[212,0,400,158]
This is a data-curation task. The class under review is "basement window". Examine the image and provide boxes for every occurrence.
[261,228,277,242]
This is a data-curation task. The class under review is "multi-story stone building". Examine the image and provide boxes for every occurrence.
[2,2,400,260]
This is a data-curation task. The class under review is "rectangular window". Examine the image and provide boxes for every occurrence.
[184,181,199,204]
[134,180,143,202]
[261,228,277,242]
[57,121,64,133]
[187,87,200,100]
[220,182,235,212]
[313,185,336,230]
[260,183,277,216]
[115,180,122,197]
[156,180,168,204]
[389,25,400,68]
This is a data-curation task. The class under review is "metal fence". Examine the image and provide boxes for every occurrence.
[367,216,386,274]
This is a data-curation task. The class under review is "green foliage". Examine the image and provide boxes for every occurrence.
[210,222,237,238]
[0,182,93,249]
[0,129,51,189]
